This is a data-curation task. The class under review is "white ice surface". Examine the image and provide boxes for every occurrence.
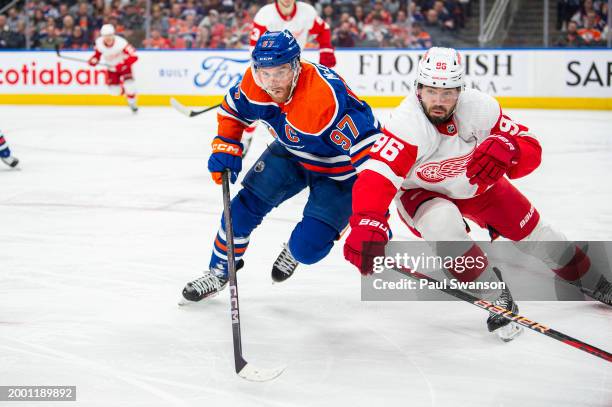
[0,106,611,407]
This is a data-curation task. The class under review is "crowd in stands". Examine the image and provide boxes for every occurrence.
[556,0,609,47]
[0,0,608,50]
[0,0,473,50]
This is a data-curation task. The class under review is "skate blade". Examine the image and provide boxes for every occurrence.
[495,323,524,342]
[177,291,220,307]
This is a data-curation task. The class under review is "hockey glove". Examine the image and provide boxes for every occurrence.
[115,62,130,74]
[208,136,243,185]
[88,56,99,66]
[319,49,337,68]
[466,134,519,187]
[343,212,390,275]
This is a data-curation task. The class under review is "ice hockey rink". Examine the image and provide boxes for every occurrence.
[1,105,610,407]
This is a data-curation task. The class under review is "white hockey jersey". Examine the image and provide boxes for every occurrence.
[249,1,331,50]
[357,88,541,203]
[93,35,136,69]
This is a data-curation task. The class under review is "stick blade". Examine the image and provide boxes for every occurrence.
[237,363,285,382]
[169,97,194,117]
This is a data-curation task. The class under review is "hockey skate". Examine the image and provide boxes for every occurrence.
[179,259,244,305]
[486,267,523,342]
[271,244,299,283]
[581,275,612,306]
[1,156,19,168]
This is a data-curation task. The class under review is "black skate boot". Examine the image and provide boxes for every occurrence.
[271,244,299,283]
[1,156,19,168]
[486,267,523,342]
[582,275,612,306]
[180,259,244,305]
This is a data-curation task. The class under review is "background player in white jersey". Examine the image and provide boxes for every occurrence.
[343,47,611,340]
[0,130,19,168]
[88,24,139,113]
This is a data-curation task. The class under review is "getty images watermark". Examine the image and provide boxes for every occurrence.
[362,241,612,301]
[370,251,506,291]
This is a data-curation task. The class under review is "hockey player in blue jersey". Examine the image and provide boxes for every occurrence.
[0,131,19,168]
[181,30,383,302]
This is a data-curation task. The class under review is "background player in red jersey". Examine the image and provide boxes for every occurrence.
[88,24,139,113]
[343,47,611,341]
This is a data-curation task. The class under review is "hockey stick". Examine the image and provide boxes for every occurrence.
[170,97,221,118]
[54,45,111,68]
[221,170,286,381]
[393,266,612,363]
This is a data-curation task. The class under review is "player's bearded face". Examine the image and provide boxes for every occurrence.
[419,86,460,125]
[255,63,295,103]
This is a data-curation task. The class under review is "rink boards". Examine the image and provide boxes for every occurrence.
[0,48,610,110]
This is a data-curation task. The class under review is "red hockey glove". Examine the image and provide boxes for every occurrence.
[115,63,130,74]
[88,56,99,66]
[319,49,336,68]
[343,212,390,275]
[466,134,519,187]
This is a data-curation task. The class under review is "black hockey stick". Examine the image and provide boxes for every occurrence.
[170,97,221,118]
[54,45,111,68]
[394,267,612,363]
[221,170,285,381]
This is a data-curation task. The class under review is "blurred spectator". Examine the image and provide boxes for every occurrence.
[408,1,425,24]
[143,29,170,49]
[1,15,25,48]
[333,21,358,47]
[55,4,71,29]
[571,0,597,27]
[432,0,456,30]
[556,20,586,45]
[578,10,604,45]
[410,22,433,49]
[6,8,25,31]
[150,4,169,36]
[362,14,390,47]
[65,25,89,49]
[37,23,63,50]
[167,26,187,49]
[365,0,393,25]
[192,26,211,49]
[75,1,95,39]
[557,0,581,30]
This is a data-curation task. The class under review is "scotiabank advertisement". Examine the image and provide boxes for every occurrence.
[0,49,610,105]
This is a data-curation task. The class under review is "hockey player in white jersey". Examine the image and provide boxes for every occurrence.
[343,47,611,341]
[0,130,19,168]
[88,24,139,113]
